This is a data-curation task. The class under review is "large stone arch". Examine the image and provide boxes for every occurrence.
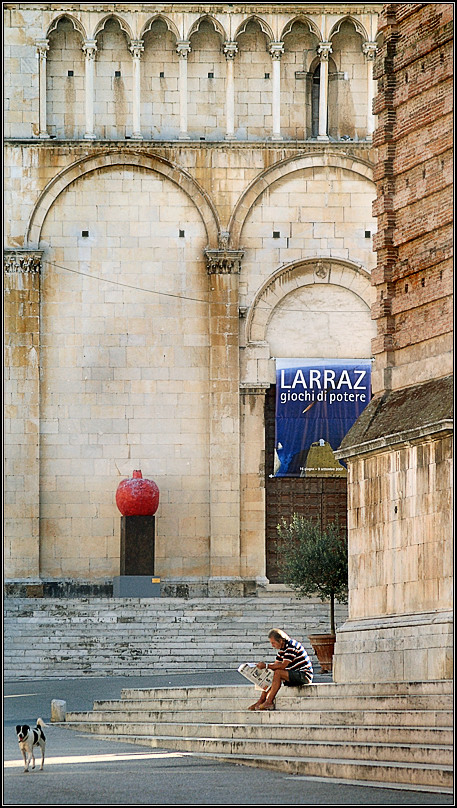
[241,257,375,389]
[25,151,220,248]
[247,257,373,345]
[228,151,374,249]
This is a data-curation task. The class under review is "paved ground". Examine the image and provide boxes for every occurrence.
[4,672,454,806]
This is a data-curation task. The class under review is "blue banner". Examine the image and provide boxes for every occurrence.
[274,358,372,477]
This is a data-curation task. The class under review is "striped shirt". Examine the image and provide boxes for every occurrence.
[276,637,313,675]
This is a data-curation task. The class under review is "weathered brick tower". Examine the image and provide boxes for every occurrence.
[333,3,453,682]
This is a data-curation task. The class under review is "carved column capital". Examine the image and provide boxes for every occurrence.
[35,39,49,59]
[223,41,238,60]
[4,249,44,274]
[176,40,191,59]
[82,40,97,59]
[269,41,284,60]
[363,41,378,60]
[204,248,244,275]
[318,41,333,60]
[129,40,144,59]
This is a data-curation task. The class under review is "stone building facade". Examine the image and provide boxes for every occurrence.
[4,3,382,596]
[333,3,453,682]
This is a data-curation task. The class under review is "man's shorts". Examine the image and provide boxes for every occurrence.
[284,668,313,686]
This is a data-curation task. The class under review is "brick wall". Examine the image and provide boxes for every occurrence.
[371,2,453,394]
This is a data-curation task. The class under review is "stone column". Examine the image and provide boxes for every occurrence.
[269,41,284,141]
[240,384,270,586]
[317,41,332,141]
[4,250,43,581]
[35,40,50,138]
[176,41,191,140]
[363,42,378,141]
[129,39,144,139]
[223,41,238,140]
[82,40,97,140]
[204,240,244,582]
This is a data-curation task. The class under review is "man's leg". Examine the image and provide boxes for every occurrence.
[257,670,289,709]
[248,689,268,710]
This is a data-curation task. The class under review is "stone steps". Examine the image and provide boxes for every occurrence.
[4,595,348,679]
[59,681,453,793]
[64,716,453,747]
[71,707,453,728]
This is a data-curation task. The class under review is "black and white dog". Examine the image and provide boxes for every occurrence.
[16,718,46,772]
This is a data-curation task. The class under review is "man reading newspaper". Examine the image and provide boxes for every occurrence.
[247,628,313,711]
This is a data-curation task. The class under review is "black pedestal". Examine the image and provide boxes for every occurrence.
[120,515,155,575]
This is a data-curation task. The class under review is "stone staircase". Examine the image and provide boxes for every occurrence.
[59,680,453,793]
[3,594,348,679]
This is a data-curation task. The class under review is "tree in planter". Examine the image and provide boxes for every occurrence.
[276,515,348,636]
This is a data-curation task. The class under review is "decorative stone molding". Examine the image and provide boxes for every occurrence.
[4,249,43,274]
[240,383,270,395]
[315,260,330,278]
[204,248,244,275]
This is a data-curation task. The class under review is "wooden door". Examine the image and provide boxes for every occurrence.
[264,386,347,583]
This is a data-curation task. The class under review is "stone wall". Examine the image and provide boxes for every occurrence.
[4,3,382,588]
[333,4,453,683]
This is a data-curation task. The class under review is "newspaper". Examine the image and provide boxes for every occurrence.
[237,662,274,691]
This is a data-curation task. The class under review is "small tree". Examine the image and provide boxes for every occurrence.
[276,515,348,635]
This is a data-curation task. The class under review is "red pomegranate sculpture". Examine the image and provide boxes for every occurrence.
[115,470,159,516]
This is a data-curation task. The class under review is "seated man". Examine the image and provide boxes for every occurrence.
[249,628,313,711]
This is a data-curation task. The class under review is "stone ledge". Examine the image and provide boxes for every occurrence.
[333,610,453,683]
[336,375,453,460]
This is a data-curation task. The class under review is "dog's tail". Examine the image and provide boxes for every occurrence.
[37,718,47,728]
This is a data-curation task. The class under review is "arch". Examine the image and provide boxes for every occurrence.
[280,15,322,42]
[93,14,134,45]
[187,14,227,42]
[46,13,87,40]
[329,15,369,42]
[140,14,180,42]
[246,258,373,346]
[234,15,274,44]
[25,151,220,249]
[229,152,374,249]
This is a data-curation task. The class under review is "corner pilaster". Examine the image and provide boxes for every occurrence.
[204,240,244,579]
[4,249,44,579]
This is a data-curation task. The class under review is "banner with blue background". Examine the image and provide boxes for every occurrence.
[274,358,372,477]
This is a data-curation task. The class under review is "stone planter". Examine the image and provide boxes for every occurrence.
[308,633,336,673]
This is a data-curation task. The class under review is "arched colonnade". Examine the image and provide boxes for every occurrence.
[36,10,380,141]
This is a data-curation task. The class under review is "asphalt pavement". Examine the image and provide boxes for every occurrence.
[3,671,454,806]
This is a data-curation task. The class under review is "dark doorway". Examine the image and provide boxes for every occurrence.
[264,386,347,582]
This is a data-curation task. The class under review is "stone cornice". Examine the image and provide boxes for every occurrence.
[4,4,384,13]
[335,418,453,461]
